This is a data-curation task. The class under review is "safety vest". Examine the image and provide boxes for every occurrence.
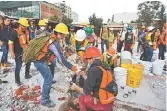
[101,27,109,40]
[15,29,28,49]
[103,53,114,67]
[108,32,114,42]
[72,39,89,60]
[145,32,152,42]
[37,33,56,62]
[97,66,118,104]
[70,32,76,45]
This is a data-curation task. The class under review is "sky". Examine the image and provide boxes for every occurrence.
[47,0,167,23]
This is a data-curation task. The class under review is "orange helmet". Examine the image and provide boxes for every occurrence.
[107,47,116,56]
[84,47,101,59]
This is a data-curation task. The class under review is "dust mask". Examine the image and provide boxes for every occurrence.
[40,27,46,31]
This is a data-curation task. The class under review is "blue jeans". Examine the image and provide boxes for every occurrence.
[34,60,53,104]
[101,39,108,53]
[15,54,31,82]
[1,43,8,63]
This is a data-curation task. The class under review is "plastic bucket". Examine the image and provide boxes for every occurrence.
[152,60,165,75]
[139,61,152,75]
[114,67,127,87]
[121,59,132,65]
[121,51,132,60]
[126,67,143,88]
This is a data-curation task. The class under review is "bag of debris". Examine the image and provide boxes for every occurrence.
[23,32,50,64]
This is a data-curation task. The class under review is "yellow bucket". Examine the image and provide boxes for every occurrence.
[126,67,143,88]
[121,64,132,69]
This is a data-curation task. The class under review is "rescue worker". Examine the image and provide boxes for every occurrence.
[124,26,135,53]
[140,41,153,62]
[145,26,154,43]
[85,27,95,46]
[71,47,115,111]
[152,29,160,50]
[34,23,81,107]
[0,16,11,67]
[100,24,109,53]
[68,25,76,46]
[28,21,35,40]
[81,22,87,29]
[137,25,145,53]
[36,20,49,35]
[72,29,90,60]
[8,18,32,85]
[117,23,128,52]
[158,24,166,60]
[100,47,118,72]
[108,28,115,48]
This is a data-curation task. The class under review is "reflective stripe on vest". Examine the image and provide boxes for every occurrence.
[15,29,28,49]
[103,53,113,66]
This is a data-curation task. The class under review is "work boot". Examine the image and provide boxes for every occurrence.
[41,100,56,108]
[15,73,21,85]
[25,74,32,79]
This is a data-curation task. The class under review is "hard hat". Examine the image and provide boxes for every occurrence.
[81,22,87,26]
[84,47,101,59]
[127,26,133,31]
[123,23,128,28]
[107,47,116,56]
[18,18,29,27]
[75,29,86,41]
[43,19,49,24]
[85,27,93,36]
[141,25,145,29]
[148,26,154,31]
[54,23,69,34]
[70,25,74,29]
[91,25,95,29]
[38,20,46,26]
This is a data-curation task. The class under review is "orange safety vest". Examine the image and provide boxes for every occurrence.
[37,33,56,63]
[96,66,117,104]
[15,29,28,49]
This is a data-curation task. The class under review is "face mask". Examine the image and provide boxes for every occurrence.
[128,30,132,33]
[40,27,45,31]
[107,55,111,59]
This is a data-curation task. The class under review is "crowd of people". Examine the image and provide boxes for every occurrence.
[0,14,166,110]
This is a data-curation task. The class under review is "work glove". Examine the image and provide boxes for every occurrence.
[131,44,134,49]
[72,66,83,75]
[70,83,77,91]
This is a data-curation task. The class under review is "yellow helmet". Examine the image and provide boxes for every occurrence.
[18,18,29,27]
[141,25,145,29]
[81,22,87,26]
[38,20,46,26]
[91,25,95,29]
[54,23,69,34]
[43,19,49,24]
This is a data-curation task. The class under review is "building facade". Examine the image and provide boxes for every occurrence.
[72,11,79,22]
[55,2,72,19]
[0,1,62,22]
[112,12,138,23]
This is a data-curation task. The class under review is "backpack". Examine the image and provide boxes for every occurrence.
[22,32,50,64]
[97,66,118,104]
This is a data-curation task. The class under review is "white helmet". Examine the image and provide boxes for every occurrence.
[123,23,128,28]
[148,26,154,31]
[75,29,86,41]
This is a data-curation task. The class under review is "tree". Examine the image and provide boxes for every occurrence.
[137,1,166,29]
[89,13,103,30]
[62,15,73,25]
[50,15,59,23]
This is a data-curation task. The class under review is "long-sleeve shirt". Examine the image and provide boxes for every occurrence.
[0,25,11,43]
[120,30,127,41]
[48,41,73,69]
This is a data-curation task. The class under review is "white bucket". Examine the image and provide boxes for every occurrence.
[152,49,159,62]
[114,67,127,87]
[139,61,152,75]
[165,53,167,61]
[153,60,165,75]
[121,51,132,60]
